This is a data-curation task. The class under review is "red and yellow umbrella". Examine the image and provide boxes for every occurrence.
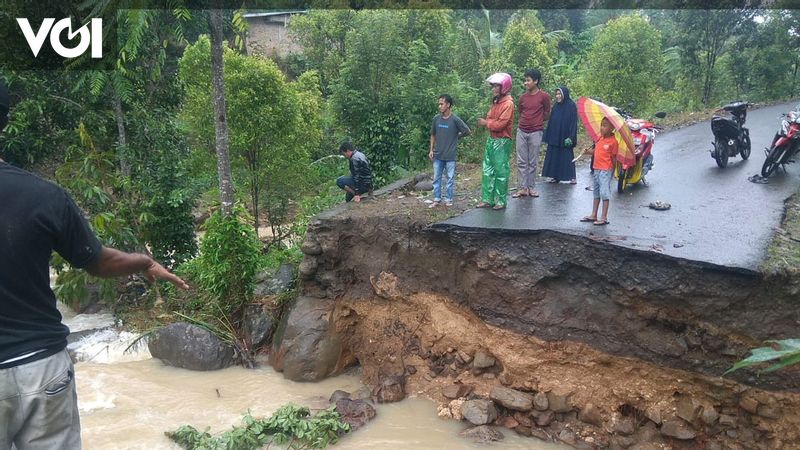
[577,97,636,167]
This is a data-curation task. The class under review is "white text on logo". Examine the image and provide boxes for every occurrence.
[16,18,102,59]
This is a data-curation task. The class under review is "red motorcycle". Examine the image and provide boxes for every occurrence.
[761,105,800,178]
[613,109,666,193]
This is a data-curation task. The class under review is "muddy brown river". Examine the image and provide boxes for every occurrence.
[70,327,565,449]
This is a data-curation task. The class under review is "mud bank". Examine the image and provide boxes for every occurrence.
[270,201,800,448]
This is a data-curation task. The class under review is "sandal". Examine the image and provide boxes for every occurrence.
[529,190,540,198]
[580,216,597,222]
[476,202,492,208]
[511,191,527,198]
[492,204,506,210]
[593,219,610,226]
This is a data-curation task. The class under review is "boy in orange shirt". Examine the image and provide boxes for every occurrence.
[580,117,617,225]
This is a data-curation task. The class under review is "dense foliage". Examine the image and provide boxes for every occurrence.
[1,6,799,332]
[291,8,800,182]
[583,15,663,114]
[167,405,350,450]
[178,206,262,319]
[179,36,321,237]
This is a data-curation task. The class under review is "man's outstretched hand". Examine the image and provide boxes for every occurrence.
[145,260,189,290]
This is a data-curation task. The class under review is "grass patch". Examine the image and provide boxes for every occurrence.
[761,194,800,276]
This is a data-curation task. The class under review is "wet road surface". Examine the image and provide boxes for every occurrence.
[435,102,800,271]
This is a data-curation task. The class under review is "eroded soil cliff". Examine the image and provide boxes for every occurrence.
[270,185,800,449]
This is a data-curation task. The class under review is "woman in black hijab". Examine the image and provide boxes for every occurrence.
[541,86,578,183]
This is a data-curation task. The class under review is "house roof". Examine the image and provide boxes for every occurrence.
[242,10,308,19]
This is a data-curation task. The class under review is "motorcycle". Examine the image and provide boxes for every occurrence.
[761,105,800,178]
[710,101,751,168]
[613,108,666,193]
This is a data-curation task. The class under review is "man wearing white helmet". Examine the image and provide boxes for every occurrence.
[476,72,515,210]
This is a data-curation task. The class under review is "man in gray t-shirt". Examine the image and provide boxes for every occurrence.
[429,94,470,207]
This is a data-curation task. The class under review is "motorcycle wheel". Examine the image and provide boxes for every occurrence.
[714,139,729,168]
[762,144,785,177]
[740,133,751,160]
[617,163,628,193]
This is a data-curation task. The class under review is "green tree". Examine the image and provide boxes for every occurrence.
[287,7,357,94]
[127,108,198,268]
[582,14,663,114]
[326,9,477,183]
[744,12,797,101]
[0,72,83,168]
[74,4,192,178]
[779,9,800,97]
[671,6,757,106]
[482,10,554,93]
[179,36,316,241]
[329,10,407,184]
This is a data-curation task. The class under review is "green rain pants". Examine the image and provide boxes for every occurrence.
[481,137,512,207]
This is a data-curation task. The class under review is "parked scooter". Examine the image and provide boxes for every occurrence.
[761,104,800,177]
[710,101,751,168]
[613,108,666,193]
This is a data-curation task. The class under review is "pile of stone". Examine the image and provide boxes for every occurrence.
[432,348,784,449]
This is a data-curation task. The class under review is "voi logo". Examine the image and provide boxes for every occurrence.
[16,18,102,59]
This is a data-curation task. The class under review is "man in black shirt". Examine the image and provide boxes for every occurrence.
[335,141,373,203]
[0,79,188,449]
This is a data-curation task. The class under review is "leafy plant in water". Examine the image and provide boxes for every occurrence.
[166,404,350,450]
[725,339,800,375]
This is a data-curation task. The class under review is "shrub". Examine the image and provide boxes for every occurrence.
[180,206,261,318]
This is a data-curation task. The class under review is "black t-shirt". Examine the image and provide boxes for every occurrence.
[0,162,102,364]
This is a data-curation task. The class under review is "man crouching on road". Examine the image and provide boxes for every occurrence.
[0,78,189,450]
[336,141,373,203]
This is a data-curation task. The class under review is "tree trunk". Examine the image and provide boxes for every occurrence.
[792,57,799,98]
[248,151,260,234]
[111,89,131,178]
[209,7,235,217]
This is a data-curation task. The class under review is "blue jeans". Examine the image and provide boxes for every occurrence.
[592,169,613,200]
[336,176,356,202]
[432,159,456,203]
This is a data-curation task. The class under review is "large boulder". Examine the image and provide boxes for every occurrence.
[148,322,235,371]
[489,387,533,412]
[461,399,498,426]
[242,304,275,349]
[254,264,296,297]
[270,296,350,381]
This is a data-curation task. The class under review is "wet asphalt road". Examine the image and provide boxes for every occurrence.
[436,101,800,271]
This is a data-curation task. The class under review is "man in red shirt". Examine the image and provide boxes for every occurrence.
[514,69,551,199]
[580,117,618,225]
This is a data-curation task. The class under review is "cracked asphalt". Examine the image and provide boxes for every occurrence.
[434,101,800,271]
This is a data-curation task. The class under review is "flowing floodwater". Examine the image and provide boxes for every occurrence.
[64,310,565,450]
